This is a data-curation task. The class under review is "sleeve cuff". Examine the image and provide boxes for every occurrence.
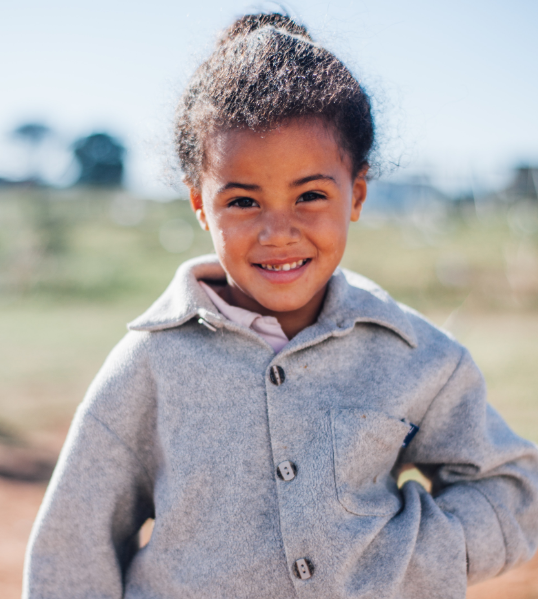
[435,484,506,584]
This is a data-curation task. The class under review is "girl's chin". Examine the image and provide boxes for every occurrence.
[256,298,309,314]
[248,285,319,315]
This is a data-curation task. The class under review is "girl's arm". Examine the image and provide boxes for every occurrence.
[402,347,538,587]
[22,332,156,599]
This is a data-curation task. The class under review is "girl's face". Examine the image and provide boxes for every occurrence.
[189,117,367,330]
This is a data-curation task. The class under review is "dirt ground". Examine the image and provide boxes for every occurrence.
[1,462,537,598]
[0,478,47,599]
[467,554,538,599]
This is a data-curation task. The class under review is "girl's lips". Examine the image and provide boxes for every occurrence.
[253,258,311,283]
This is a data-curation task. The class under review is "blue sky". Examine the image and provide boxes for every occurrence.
[2,0,537,196]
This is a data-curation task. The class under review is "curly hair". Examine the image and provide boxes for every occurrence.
[175,12,375,188]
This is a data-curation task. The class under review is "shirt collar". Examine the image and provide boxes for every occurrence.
[127,254,417,349]
[198,280,259,330]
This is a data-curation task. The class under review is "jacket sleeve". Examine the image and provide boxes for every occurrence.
[23,333,156,599]
[403,346,538,586]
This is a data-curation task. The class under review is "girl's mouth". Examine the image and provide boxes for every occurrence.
[258,258,310,271]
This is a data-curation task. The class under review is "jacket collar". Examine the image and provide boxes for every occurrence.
[128,254,417,348]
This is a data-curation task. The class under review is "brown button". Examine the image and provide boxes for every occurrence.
[294,558,313,580]
[270,365,285,386]
[277,460,297,481]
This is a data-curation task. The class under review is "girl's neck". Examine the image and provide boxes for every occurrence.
[218,283,327,340]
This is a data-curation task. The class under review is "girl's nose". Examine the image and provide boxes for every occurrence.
[258,211,301,247]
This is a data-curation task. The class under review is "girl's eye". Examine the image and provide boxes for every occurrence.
[228,197,258,208]
[298,191,325,203]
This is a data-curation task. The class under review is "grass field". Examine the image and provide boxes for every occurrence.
[1,302,537,442]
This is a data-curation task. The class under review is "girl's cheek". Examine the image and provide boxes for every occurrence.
[215,227,248,260]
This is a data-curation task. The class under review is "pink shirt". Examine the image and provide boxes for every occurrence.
[199,281,289,353]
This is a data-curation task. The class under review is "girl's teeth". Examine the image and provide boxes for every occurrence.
[260,259,306,271]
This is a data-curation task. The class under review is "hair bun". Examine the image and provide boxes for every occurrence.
[220,12,312,44]
[177,8,374,188]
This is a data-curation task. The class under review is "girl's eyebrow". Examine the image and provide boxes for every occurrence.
[217,182,261,194]
[291,174,336,187]
[217,174,336,195]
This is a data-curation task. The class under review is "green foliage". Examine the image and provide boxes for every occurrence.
[0,189,213,301]
[1,189,537,311]
[342,214,538,312]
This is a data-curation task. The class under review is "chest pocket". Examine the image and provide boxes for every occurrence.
[330,409,411,517]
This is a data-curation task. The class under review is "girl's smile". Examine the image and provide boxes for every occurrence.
[189,117,367,338]
[256,256,309,275]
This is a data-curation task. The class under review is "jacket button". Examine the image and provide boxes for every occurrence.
[294,558,314,580]
[276,460,297,481]
[270,365,285,386]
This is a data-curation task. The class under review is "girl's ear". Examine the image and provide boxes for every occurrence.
[350,167,368,222]
[189,188,210,231]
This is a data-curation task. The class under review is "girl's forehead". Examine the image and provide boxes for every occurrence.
[202,118,351,183]
[209,117,337,151]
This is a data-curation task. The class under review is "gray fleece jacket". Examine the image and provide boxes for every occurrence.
[23,254,538,599]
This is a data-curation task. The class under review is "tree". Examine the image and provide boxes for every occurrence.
[72,133,125,187]
[11,122,52,183]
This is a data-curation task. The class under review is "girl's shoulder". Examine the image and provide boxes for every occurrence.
[338,267,466,362]
[340,267,459,337]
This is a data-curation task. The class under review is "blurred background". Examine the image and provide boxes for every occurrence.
[1,1,537,597]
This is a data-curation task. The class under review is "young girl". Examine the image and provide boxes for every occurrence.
[24,13,538,599]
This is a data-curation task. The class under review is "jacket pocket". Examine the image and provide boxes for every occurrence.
[330,408,411,517]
